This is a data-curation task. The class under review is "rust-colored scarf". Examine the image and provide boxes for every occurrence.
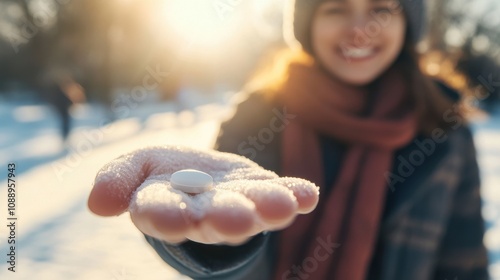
[274,62,417,280]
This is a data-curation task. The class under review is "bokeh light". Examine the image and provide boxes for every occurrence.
[161,0,234,46]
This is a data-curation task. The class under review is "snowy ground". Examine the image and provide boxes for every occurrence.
[0,97,499,279]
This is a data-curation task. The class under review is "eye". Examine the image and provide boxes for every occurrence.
[318,3,347,16]
[372,7,392,14]
[324,7,347,15]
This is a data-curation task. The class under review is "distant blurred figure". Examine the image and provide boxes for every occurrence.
[41,70,86,141]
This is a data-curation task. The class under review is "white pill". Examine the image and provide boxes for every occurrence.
[170,169,213,194]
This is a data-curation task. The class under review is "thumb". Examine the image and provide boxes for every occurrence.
[88,152,151,216]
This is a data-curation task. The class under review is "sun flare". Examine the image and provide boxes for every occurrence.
[161,0,234,47]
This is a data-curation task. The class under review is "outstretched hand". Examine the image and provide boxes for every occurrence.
[88,146,319,245]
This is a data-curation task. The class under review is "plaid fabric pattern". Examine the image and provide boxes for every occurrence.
[214,92,489,280]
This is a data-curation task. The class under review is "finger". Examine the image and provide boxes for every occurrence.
[218,180,298,227]
[244,181,298,227]
[205,190,257,243]
[269,177,320,214]
[129,181,195,244]
[88,151,152,216]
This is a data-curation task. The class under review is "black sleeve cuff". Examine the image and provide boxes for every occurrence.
[144,232,271,279]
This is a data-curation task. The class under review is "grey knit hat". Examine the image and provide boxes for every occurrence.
[284,0,426,53]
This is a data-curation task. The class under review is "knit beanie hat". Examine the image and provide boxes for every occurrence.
[284,0,426,53]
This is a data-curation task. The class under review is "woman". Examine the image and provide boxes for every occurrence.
[88,0,489,279]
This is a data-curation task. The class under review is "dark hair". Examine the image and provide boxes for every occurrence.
[395,32,459,134]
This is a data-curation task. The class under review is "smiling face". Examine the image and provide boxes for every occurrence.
[311,0,407,86]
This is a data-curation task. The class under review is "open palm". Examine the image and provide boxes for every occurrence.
[88,146,319,244]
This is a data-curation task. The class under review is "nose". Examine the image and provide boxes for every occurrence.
[344,15,376,47]
[346,14,370,34]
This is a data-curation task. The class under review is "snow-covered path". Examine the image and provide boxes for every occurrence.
[472,111,500,279]
[0,100,226,280]
[0,101,499,279]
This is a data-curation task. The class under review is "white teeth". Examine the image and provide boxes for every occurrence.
[345,48,375,58]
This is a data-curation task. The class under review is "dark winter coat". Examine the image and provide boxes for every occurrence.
[144,86,489,280]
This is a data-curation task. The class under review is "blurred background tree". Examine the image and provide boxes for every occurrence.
[0,0,283,102]
[424,0,500,110]
[0,0,499,110]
